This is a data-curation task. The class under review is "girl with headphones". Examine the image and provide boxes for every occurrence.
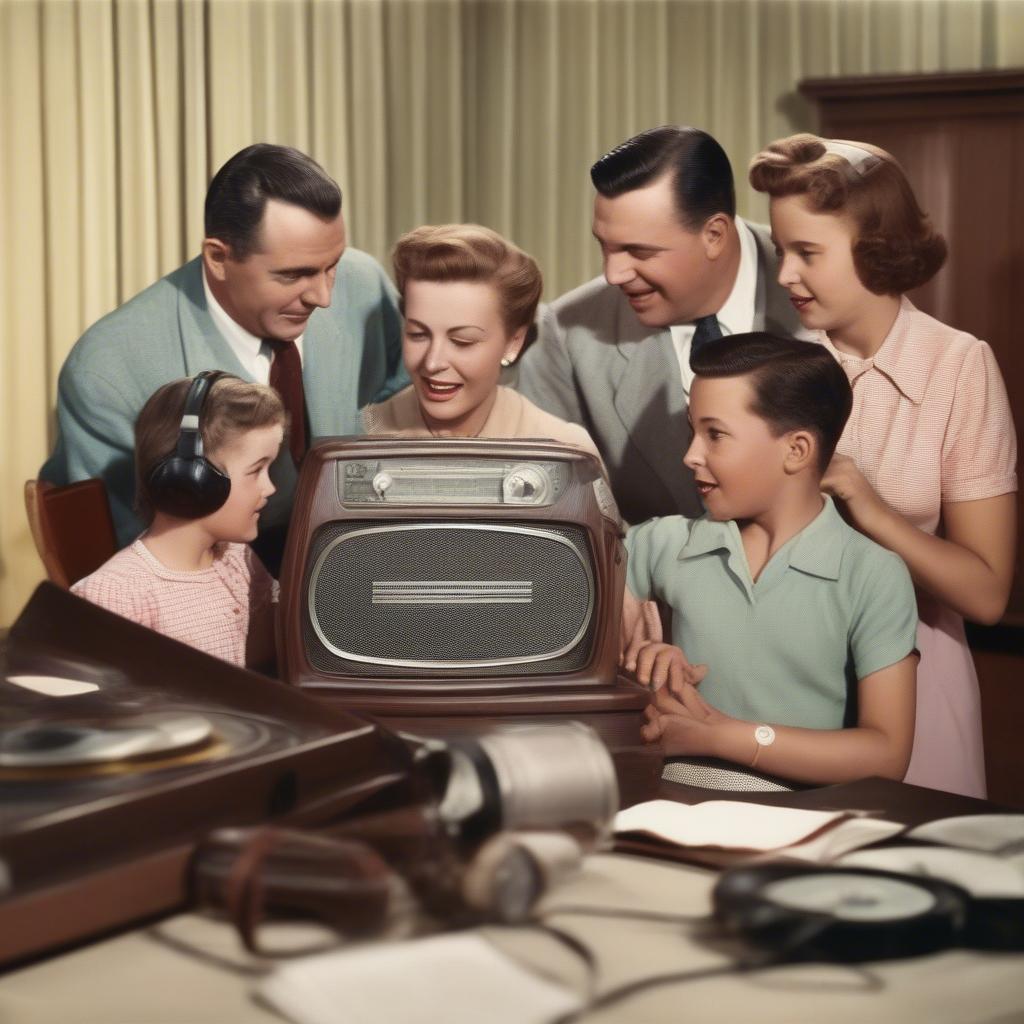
[72,371,286,670]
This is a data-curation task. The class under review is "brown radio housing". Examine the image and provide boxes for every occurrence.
[277,437,661,805]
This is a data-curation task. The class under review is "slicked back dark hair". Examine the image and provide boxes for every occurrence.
[204,143,342,258]
[590,125,736,230]
[691,332,852,474]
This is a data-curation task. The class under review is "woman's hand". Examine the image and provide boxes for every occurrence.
[821,454,889,531]
[823,456,1016,624]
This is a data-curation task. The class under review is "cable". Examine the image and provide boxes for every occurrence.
[550,960,772,1024]
[530,898,839,1021]
[541,903,707,927]
[527,922,600,1003]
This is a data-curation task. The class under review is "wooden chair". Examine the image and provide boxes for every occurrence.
[24,479,118,589]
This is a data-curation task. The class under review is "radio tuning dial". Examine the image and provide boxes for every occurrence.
[372,471,394,499]
[502,464,551,504]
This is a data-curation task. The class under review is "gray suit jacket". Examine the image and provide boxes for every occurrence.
[42,249,406,547]
[517,220,804,525]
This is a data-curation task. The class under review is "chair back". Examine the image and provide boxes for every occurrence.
[25,479,118,589]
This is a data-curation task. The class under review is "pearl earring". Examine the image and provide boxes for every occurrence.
[500,357,512,368]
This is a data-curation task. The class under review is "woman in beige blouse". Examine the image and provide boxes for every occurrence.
[363,223,601,461]
[750,135,1017,798]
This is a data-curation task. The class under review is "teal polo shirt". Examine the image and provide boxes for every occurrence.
[625,497,917,730]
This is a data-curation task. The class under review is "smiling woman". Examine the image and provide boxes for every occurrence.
[362,224,602,458]
[749,135,1019,798]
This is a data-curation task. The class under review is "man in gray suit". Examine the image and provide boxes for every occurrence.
[517,125,804,525]
[42,143,405,571]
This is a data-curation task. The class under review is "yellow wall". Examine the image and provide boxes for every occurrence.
[3,0,1023,624]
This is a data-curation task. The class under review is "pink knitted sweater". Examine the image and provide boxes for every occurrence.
[71,539,278,668]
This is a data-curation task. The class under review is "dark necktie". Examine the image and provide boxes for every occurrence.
[689,314,723,367]
[267,339,308,465]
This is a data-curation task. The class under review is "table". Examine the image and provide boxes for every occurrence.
[2,779,1022,1024]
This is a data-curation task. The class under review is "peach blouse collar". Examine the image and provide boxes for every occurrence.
[817,297,930,406]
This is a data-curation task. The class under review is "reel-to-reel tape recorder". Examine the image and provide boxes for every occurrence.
[0,582,416,968]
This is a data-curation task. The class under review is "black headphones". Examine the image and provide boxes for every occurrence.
[147,370,233,519]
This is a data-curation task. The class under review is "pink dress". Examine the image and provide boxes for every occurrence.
[815,299,1017,797]
[72,539,278,668]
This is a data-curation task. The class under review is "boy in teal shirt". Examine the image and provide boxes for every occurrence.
[623,333,918,787]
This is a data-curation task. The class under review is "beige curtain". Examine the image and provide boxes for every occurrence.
[2,0,1023,626]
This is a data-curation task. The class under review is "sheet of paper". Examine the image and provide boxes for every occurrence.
[259,931,583,1024]
[780,816,905,862]
[613,799,846,851]
[839,845,1024,898]
[908,814,1024,855]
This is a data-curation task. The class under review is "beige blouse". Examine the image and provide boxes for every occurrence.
[817,297,1017,534]
[362,384,604,464]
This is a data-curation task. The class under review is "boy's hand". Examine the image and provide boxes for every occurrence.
[620,597,663,667]
[651,683,710,717]
[641,692,730,757]
[631,642,707,695]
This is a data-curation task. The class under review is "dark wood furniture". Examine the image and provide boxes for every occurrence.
[24,479,117,589]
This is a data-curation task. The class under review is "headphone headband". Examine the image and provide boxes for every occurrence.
[147,370,233,519]
[174,370,225,459]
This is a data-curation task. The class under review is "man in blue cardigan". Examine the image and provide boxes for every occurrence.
[41,144,406,571]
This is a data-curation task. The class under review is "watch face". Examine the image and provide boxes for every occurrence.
[761,872,938,922]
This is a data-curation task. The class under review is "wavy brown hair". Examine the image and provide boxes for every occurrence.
[749,133,946,295]
[392,224,543,338]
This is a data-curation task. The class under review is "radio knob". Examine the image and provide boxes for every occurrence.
[503,465,550,504]
[372,471,394,499]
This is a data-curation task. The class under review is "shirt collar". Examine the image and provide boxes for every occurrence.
[670,219,759,394]
[677,496,846,581]
[714,218,758,336]
[818,297,928,405]
[202,266,265,358]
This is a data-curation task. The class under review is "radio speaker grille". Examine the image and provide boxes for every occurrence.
[304,521,596,678]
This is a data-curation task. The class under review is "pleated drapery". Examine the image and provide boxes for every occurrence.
[2,0,1023,624]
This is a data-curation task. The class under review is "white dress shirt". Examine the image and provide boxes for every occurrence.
[670,218,758,396]
[202,268,304,383]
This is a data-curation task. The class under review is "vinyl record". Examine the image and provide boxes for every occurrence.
[0,708,293,785]
[713,862,970,962]
[0,713,214,768]
[839,845,1024,951]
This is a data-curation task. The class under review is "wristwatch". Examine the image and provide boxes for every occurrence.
[750,724,776,769]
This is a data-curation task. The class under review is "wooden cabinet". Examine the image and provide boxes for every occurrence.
[801,69,1024,624]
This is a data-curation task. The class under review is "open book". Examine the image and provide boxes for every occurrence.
[614,799,904,864]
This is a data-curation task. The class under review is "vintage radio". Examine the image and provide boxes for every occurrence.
[277,437,660,804]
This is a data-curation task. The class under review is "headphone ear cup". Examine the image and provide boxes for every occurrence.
[148,455,231,519]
